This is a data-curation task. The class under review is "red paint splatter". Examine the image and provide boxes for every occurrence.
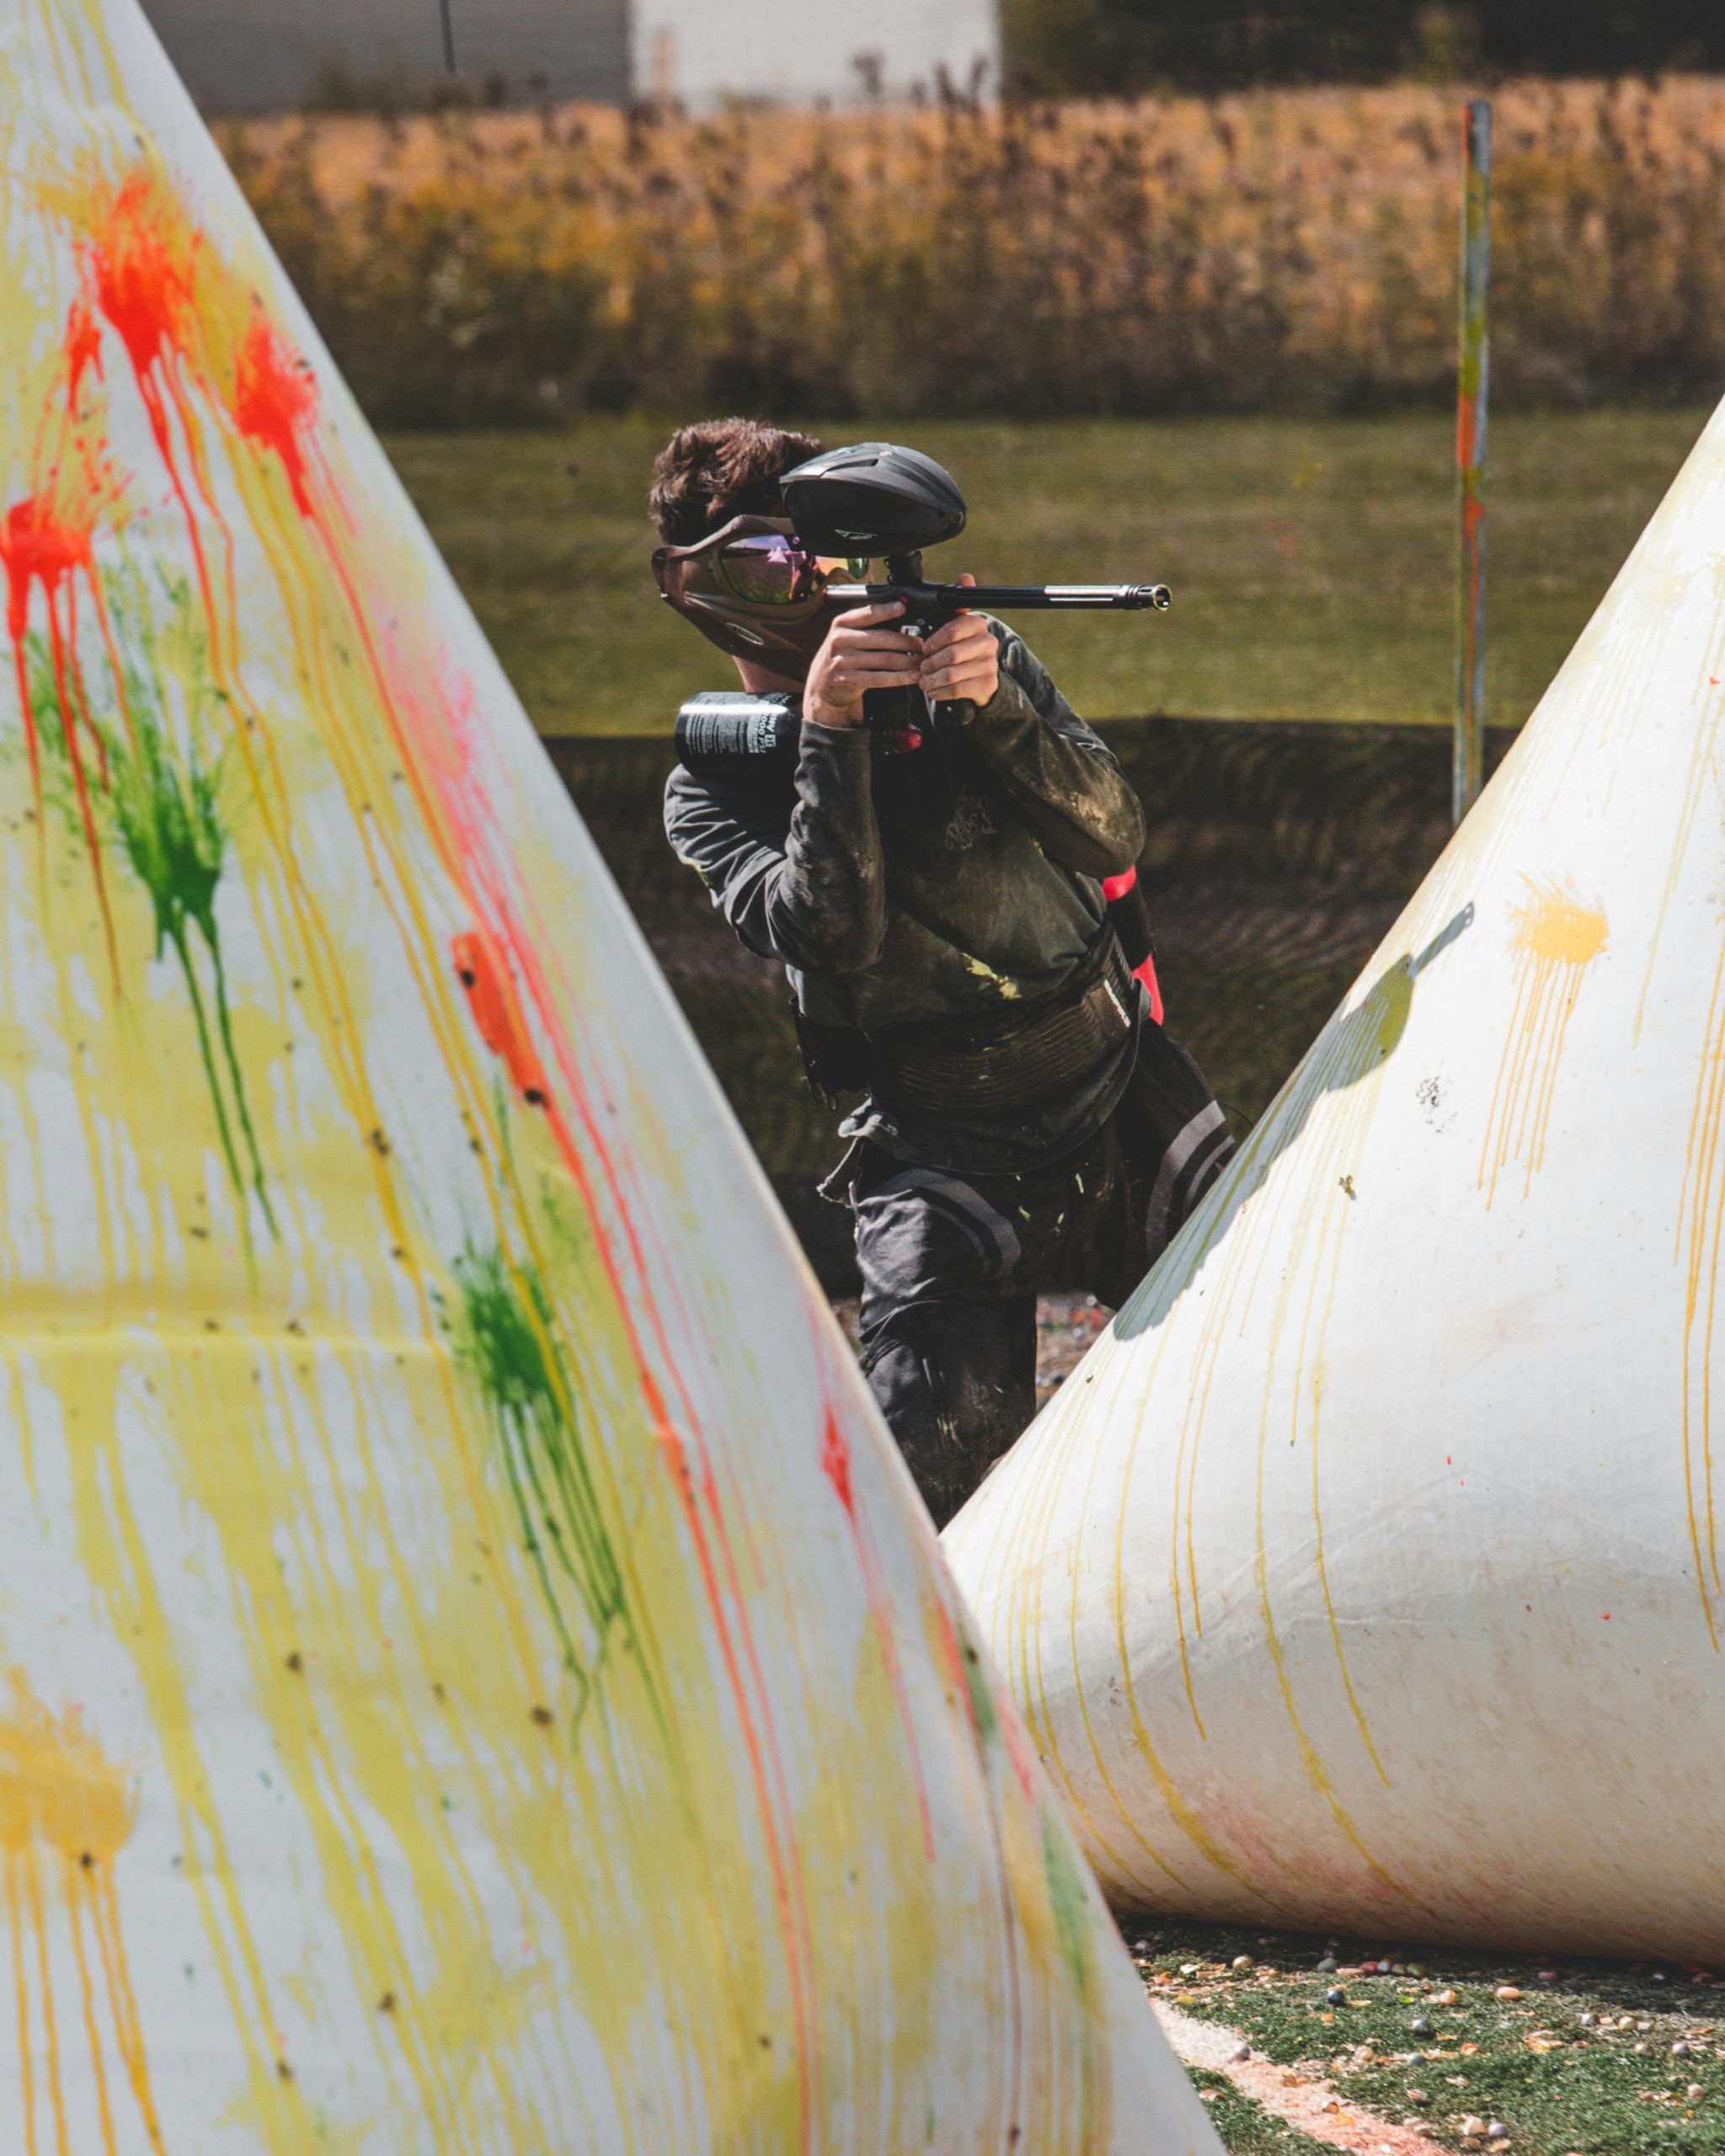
[452,929,550,1107]
[819,1408,854,1518]
[82,172,224,634]
[64,301,103,411]
[231,312,318,520]
[0,488,118,973]
[82,173,195,458]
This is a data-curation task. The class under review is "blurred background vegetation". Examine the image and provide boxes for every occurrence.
[227,76,1725,431]
[1001,1,1725,97]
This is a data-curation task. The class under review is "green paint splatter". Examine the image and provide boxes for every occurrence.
[959,1635,999,1748]
[22,574,275,1246]
[449,1241,633,1732]
[1041,1811,1103,2145]
[1041,1812,1095,2009]
[104,583,275,1245]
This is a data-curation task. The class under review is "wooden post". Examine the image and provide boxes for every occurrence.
[438,0,457,75]
[1453,97,1492,824]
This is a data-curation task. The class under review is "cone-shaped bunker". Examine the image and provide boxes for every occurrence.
[0,5,1218,2148]
[948,398,1725,1962]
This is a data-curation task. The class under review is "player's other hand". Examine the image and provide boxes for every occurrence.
[919,575,999,707]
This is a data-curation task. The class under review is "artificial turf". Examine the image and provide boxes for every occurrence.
[384,406,1707,739]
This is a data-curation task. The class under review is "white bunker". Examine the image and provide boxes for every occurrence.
[946,396,1725,1961]
[0,3,1211,2149]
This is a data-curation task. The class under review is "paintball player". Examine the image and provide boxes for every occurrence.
[654,419,1235,1525]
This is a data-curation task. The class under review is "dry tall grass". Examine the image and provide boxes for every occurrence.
[222,77,1725,425]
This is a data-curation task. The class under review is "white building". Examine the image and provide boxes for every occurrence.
[633,2,999,109]
[136,0,1000,114]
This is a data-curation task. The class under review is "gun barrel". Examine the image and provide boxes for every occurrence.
[825,580,1171,613]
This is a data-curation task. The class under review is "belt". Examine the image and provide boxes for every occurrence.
[866,932,1138,1118]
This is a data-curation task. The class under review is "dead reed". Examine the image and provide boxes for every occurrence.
[222,77,1725,425]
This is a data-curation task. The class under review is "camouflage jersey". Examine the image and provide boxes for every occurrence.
[662,622,1147,1177]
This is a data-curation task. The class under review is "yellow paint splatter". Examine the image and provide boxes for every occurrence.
[0,1669,164,2156]
[1479,878,1608,1206]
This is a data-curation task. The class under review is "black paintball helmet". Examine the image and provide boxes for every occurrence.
[781,441,968,560]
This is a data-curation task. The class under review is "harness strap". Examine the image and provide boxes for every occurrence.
[867,932,1138,1118]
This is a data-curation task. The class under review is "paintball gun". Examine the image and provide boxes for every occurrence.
[782,441,1168,741]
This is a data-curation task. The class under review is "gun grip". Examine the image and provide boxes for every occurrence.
[862,683,926,734]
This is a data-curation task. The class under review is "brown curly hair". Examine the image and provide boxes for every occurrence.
[648,419,824,546]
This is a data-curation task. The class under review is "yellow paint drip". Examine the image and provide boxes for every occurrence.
[1480,879,1608,1207]
[0,1668,164,2156]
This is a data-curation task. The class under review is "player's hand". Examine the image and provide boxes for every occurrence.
[804,600,924,730]
[919,576,999,707]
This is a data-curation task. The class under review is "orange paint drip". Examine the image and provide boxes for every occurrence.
[451,930,550,1107]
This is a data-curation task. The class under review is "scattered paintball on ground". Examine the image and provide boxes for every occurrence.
[1032,1292,1112,1400]
[1118,1919,1722,2156]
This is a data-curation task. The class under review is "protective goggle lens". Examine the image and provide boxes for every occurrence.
[713,533,827,606]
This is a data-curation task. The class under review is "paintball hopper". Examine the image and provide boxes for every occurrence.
[780,440,968,563]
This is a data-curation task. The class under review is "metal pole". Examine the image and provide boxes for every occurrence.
[1453,96,1491,824]
[437,0,457,75]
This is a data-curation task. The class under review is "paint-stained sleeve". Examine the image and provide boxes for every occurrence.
[664,722,887,975]
[963,623,1146,878]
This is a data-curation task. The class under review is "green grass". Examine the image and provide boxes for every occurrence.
[1124,1916,1724,2155]
[384,408,1708,738]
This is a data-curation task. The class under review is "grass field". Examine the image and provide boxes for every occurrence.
[386,406,1708,738]
[1127,1917,1723,2156]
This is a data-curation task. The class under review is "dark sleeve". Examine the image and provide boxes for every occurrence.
[663,721,887,974]
[962,622,1146,878]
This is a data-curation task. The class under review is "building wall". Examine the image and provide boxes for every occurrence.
[137,0,999,114]
[137,0,632,112]
[633,0,1001,107]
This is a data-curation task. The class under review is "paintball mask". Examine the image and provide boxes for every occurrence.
[651,515,846,677]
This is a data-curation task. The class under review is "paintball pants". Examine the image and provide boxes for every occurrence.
[846,1027,1236,1529]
